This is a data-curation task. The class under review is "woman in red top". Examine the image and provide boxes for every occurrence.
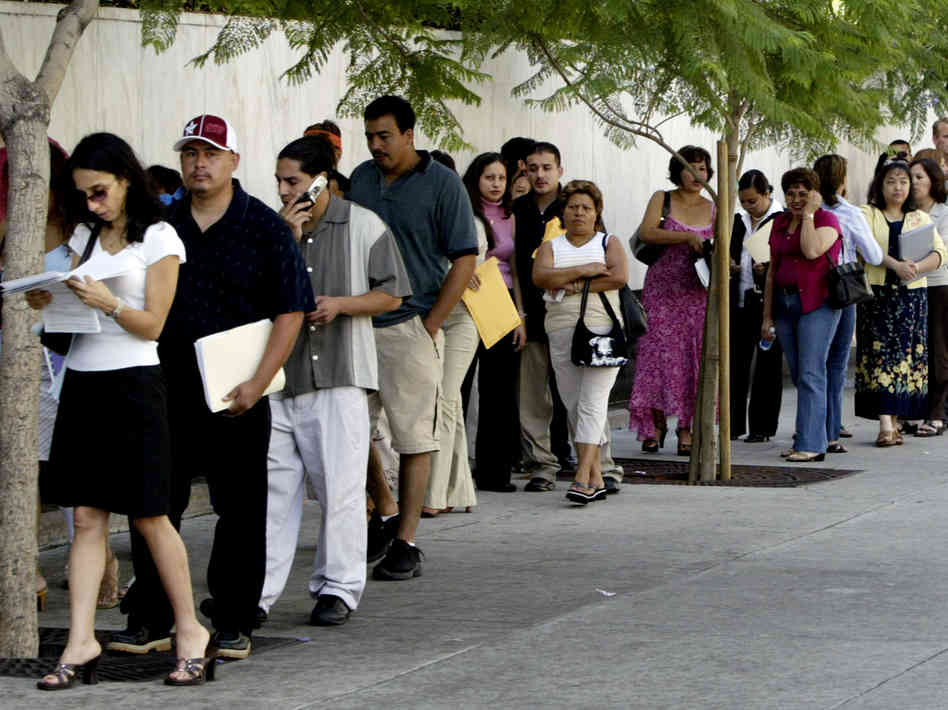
[762,167,843,462]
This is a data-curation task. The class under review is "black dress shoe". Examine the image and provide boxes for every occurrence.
[309,595,352,626]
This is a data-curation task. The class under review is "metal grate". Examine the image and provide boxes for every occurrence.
[578,458,862,487]
[0,628,301,682]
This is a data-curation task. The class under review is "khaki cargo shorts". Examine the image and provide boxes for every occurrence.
[369,315,444,455]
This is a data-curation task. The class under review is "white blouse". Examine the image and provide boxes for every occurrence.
[66,221,186,372]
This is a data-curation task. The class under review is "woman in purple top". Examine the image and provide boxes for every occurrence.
[762,167,843,462]
[628,146,715,456]
[464,153,527,492]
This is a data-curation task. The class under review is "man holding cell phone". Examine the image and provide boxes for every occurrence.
[260,135,411,625]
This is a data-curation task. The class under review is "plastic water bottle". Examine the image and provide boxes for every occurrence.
[759,326,776,351]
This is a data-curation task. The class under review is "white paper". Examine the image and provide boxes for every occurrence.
[40,283,102,334]
[194,319,286,413]
[1,250,136,295]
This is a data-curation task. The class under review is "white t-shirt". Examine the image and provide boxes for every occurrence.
[66,221,186,372]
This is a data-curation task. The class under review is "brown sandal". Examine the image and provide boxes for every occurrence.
[876,430,899,447]
[165,647,218,686]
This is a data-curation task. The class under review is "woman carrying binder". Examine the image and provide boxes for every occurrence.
[26,133,213,688]
[856,159,947,446]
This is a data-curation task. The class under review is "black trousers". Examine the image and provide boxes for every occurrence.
[474,331,522,487]
[730,290,784,437]
[123,364,271,636]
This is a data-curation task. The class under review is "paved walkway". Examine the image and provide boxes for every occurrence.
[13,387,948,709]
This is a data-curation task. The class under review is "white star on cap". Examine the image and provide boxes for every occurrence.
[184,121,197,135]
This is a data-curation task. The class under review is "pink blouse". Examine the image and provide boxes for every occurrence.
[483,199,515,289]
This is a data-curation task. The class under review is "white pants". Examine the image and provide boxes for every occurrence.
[547,328,620,445]
[260,387,369,613]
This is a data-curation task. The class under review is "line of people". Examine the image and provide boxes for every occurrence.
[13,94,634,690]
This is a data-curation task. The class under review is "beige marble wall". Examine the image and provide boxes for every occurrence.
[1,2,914,286]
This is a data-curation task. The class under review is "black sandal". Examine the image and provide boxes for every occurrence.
[676,428,692,457]
[164,647,218,686]
[565,482,596,505]
[37,655,101,690]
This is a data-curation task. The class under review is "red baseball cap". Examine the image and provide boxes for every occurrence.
[173,114,239,153]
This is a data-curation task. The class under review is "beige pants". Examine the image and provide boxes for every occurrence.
[520,340,623,483]
[369,316,444,455]
[547,327,621,446]
[425,305,479,510]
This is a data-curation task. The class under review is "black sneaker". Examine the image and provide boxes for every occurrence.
[106,624,172,654]
[211,630,252,659]
[372,539,423,580]
[367,512,398,564]
[308,594,351,626]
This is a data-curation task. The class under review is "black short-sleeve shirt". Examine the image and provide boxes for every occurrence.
[158,179,315,376]
[513,189,563,342]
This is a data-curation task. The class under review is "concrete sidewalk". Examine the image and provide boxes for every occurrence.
[12,386,948,709]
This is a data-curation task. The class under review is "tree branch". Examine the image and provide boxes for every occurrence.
[35,0,99,104]
[531,36,717,199]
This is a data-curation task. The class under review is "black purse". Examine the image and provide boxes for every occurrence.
[39,223,101,356]
[825,251,873,309]
[630,191,671,266]
[570,279,629,368]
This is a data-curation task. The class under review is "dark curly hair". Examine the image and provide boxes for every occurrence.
[64,133,162,243]
[669,146,714,186]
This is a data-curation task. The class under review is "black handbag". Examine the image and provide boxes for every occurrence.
[39,223,101,356]
[601,233,648,342]
[570,279,629,368]
[630,191,671,266]
[825,251,873,309]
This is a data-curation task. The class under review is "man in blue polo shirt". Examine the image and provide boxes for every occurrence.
[349,95,478,580]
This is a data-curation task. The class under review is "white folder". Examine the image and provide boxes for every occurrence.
[194,319,286,413]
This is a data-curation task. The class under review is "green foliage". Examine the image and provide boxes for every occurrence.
[137,0,948,161]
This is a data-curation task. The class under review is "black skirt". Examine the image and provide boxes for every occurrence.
[44,365,172,518]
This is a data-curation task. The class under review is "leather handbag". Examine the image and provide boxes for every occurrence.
[570,279,629,368]
[825,252,873,309]
[630,191,671,266]
[601,233,648,342]
[39,223,101,356]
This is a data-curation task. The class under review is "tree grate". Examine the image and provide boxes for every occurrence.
[579,458,862,487]
[0,628,301,682]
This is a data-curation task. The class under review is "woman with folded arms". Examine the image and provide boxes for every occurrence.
[812,155,884,452]
[533,180,628,504]
[908,157,948,434]
[27,133,212,689]
[762,167,843,462]
[855,160,947,446]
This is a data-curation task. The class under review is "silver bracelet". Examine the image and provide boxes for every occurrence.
[107,297,125,319]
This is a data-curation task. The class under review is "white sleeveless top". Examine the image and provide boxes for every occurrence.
[543,232,623,334]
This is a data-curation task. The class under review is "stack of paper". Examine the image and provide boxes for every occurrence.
[1,250,135,294]
[194,319,286,413]
[462,257,522,349]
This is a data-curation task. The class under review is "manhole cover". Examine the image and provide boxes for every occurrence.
[0,628,301,682]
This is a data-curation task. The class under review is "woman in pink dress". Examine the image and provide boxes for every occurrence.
[628,146,715,455]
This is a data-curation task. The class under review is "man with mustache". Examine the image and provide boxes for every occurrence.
[348,95,478,580]
[111,114,314,659]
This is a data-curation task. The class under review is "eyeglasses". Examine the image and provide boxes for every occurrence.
[78,179,117,205]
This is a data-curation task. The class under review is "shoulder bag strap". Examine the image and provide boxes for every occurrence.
[77,222,102,266]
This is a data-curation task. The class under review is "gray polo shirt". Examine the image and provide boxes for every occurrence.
[348,150,479,328]
[281,195,411,395]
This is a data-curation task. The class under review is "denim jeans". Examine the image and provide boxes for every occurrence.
[825,304,855,442]
[774,291,841,453]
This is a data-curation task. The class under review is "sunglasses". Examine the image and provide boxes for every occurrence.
[79,179,118,204]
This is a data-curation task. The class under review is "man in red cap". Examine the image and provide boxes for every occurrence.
[111,114,315,660]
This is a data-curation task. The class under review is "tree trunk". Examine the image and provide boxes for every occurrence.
[0,116,50,659]
[0,0,99,657]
